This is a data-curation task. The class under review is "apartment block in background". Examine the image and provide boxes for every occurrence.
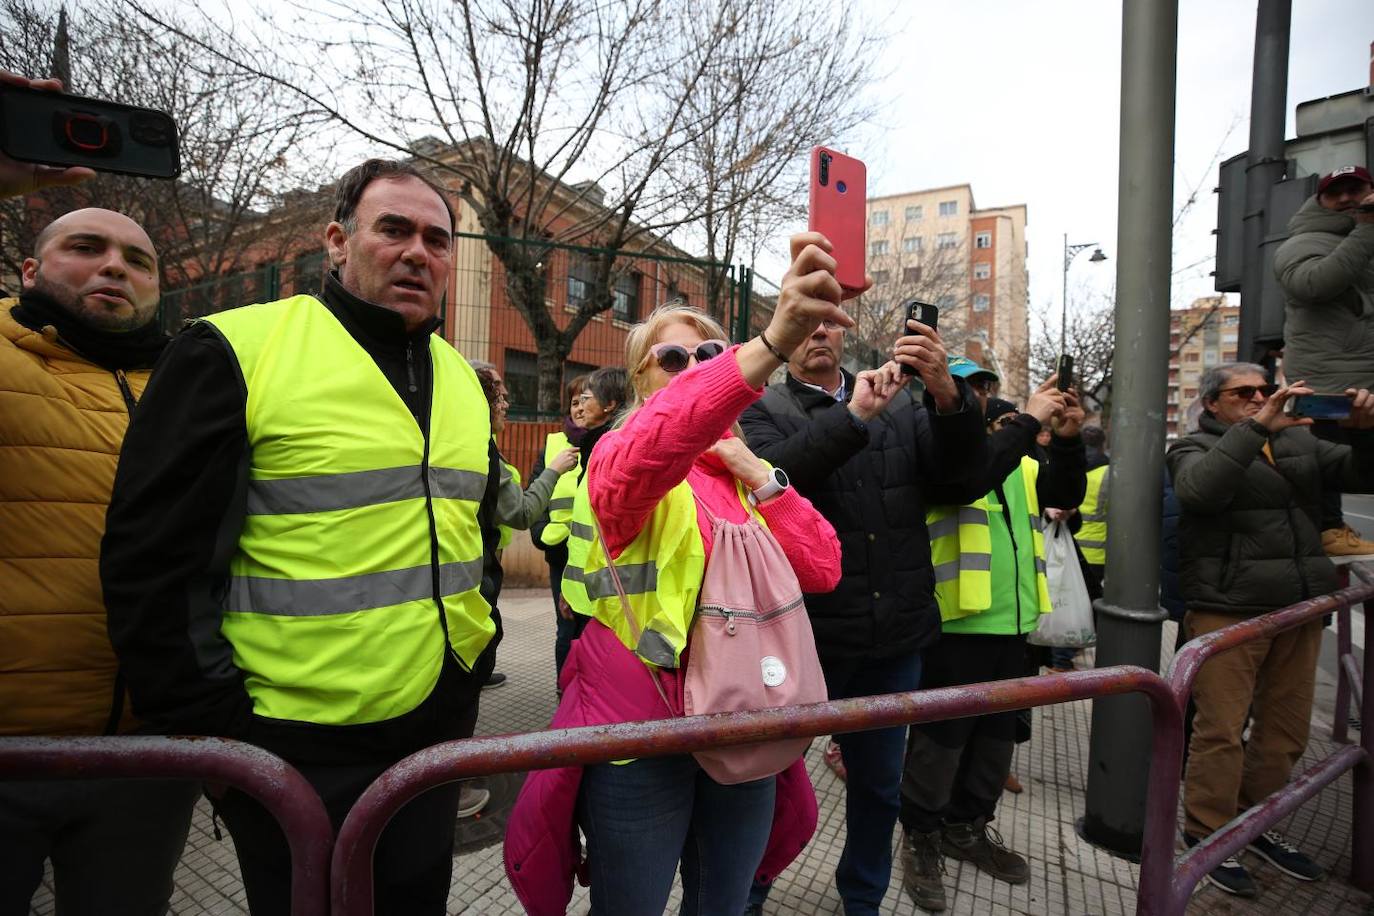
[864,184,1030,401]
[1168,295,1239,438]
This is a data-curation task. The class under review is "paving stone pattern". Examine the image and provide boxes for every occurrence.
[28,593,1372,915]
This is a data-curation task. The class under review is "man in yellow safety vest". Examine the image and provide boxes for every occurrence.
[102,159,501,915]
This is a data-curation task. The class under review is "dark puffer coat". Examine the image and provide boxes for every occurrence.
[1166,411,1374,616]
[739,370,988,662]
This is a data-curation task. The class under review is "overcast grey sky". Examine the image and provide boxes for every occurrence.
[819,0,1372,334]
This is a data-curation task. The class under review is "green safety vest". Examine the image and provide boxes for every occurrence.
[927,456,1052,623]
[561,468,761,667]
[203,295,494,726]
[1076,464,1109,565]
[538,431,577,547]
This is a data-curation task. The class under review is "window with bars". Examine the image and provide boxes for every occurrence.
[567,255,594,306]
[612,271,641,323]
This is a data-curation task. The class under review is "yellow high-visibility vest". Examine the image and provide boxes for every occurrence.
[204,295,493,725]
[1077,464,1110,565]
[538,431,577,547]
[561,466,761,667]
[927,456,1051,622]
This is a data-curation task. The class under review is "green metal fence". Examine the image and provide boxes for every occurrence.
[156,232,773,480]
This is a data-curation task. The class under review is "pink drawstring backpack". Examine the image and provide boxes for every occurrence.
[593,488,828,784]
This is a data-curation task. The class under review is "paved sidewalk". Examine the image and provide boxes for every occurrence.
[28,589,1371,915]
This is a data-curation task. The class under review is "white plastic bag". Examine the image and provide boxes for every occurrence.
[1027,519,1097,648]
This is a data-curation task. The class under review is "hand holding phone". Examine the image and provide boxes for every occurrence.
[0,78,180,183]
[808,146,866,292]
[901,300,938,376]
[1056,354,1075,392]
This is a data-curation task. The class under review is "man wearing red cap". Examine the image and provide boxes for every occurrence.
[1273,164,1374,555]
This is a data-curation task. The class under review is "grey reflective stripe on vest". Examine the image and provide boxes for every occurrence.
[225,557,483,616]
[568,521,595,542]
[1077,539,1106,550]
[548,497,574,512]
[247,465,485,516]
[1029,514,1044,531]
[933,552,992,583]
[1035,557,1048,574]
[928,505,990,541]
[561,561,658,600]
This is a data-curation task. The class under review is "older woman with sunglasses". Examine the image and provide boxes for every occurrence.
[506,234,855,916]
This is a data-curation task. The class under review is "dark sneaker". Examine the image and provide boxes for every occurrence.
[483,672,508,689]
[942,818,1029,885]
[1185,834,1259,898]
[900,830,947,912]
[1248,831,1324,882]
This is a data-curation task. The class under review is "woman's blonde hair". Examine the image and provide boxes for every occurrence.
[624,302,731,409]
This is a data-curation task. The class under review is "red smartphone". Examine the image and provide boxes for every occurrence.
[808,146,867,292]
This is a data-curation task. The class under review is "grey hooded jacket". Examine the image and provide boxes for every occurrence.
[1273,194,1374,391]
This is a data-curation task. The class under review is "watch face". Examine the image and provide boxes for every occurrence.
[772,467,789,488]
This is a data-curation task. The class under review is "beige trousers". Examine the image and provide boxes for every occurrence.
[1181,609,1324,839]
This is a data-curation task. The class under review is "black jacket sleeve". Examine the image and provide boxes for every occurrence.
[1037,433,1089,509]
[101,324,254,738]
[739,396,870,491]
[912,383,993,506]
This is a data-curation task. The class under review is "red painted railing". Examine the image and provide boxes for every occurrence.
[1135,580,1374,914]
[6,582,1367,916]
[0,736,333,916]
[330,666,1179,916]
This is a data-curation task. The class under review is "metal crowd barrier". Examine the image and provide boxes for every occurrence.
[1135,580,1374,914]
[331,666,1179,915]
[0,736,333,916]
[5,582,1368,915]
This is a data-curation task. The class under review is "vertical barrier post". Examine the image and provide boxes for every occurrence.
[1334,598,1352,743]
[1354,608,1374,891]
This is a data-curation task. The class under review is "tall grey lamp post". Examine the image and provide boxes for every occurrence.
[1062,234,1109,355]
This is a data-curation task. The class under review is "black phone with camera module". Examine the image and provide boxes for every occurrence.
[1056,354,1074,391]
[0,85,180,179]
[900,299,938,376]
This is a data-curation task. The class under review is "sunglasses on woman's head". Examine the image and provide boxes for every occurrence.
[1219,384,1278,400]
[649,339,729,374]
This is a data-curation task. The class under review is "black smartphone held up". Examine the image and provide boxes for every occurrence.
[900,299,938,376]
[1056,354,1074,391]
[0,85,181,180]
[1285,392,1353,420]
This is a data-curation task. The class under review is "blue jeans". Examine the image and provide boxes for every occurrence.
[749,651,923,915]
[578,754,776,916]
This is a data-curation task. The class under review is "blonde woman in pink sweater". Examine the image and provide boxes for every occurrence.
[506,234,868,915]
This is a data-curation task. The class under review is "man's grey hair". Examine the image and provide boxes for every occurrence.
[1199,362,1268,404]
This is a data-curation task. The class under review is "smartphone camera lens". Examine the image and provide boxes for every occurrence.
[819,152,830,187]
[836,180,847,194]
[53,111,121,157]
